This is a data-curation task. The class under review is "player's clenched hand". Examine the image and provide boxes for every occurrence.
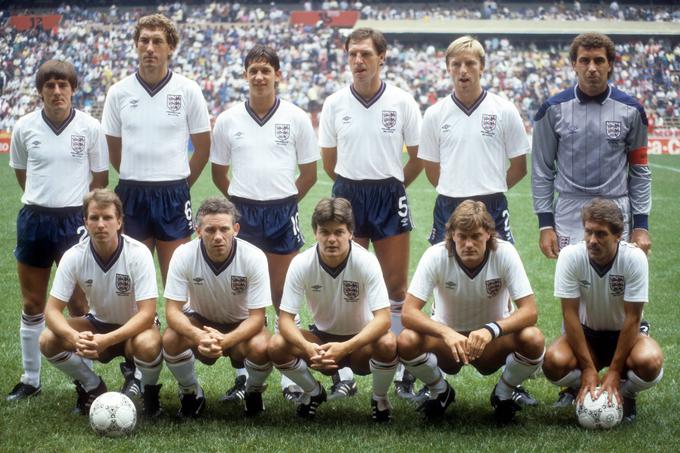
[196,329,222,358]
[577,367,600,405]
[75,331,100,359]
[442,330,469,364]
[467,328,492,361]
[539,228,559,259]
[203,326,231,351]
[318,342,348,364]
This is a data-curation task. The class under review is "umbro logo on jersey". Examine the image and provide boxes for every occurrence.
[441,124,451,132]
[85,279,93,288]
[445,281,457,290]
[235,132,245,139]
[342,115,352,124]
[31,140,41,147]
[311,285,323,292]
[579,280,591,289]
[193,277,204,285]
[129,99,139,108]
[115,273,131,296]
[567,125,578,135]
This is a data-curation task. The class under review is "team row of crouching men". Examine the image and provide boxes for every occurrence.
[35,189,663,424]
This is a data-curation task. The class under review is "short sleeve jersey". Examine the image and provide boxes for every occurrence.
[164,238,272,324]
[50,234,158,325]
[408,241,533,332]
[101,71,210,181]
[418,91,529,197]
[318,81,421,181]
[554,241,648,331]
[211,98,319,200]
[10,108,108,207]
[280,242,389,335]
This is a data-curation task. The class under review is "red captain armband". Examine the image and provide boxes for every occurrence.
[629,147,648,165]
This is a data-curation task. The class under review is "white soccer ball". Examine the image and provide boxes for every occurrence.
[89,392,137,437]
[575,390,623,429]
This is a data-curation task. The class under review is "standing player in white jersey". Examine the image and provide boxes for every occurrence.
[39,189,163,417]
[319,28,422,399]
[542,198,663,421]
[162,198,273,419]
[7,60,108,402]
[211,45,318,402]
[532,33,651,258]
[398,201,545,423]
[419,36,529,245]
[268,198,398,422]
[102,14,211,285]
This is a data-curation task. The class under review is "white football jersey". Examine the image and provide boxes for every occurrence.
[164,237,272,324]
[419,91,529,197]
[211,98,319,200]
[280,242,389,335]
[102,71,210,181]
[408,240,533,332]
[10,108,108,207]
[50,234,158,325]
[318,81,421,181]
[554,241,648,331]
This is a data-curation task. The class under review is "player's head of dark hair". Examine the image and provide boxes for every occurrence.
[445,200,497,255]
[581,198,624,236]
[312,197,355,233]
[445,36,486,68]
[134,14,179,50]
[195,197,240,227]
[569,33,616,78]
[35,60,78,92]
[244,45,280,72]
[83,188,124,222]
[344,28,387,56]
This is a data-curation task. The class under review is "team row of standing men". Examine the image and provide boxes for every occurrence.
[8,14,662,424]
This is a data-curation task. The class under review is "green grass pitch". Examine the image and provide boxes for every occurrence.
[0,154,678,452]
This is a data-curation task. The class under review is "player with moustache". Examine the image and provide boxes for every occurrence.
[268,198,398,422]
[398,201,545,423]
[542,198,663,421]
[102,14,211,285]
[419,36,529,246]
[7,60,108,402]
[319,28,422,399]
[39,189,162,417]
[211,45,318,403]
[162,198,273,419]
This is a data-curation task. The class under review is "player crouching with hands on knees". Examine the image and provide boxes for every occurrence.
[398,200,544,423]
[40,189,163,417]
[162,197,273,419]
[267,197,398,422]
[542,198,663,422]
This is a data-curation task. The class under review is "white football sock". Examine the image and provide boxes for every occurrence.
[402,353,447,395]
[163,349,198,394]
[496,350,544,400]
[47,351,100,391]
[550,368,582,389]
[20,312,44,387]
[245,359,273,392]
[275,358,319,394]
[370,357,398,398]
[134,353,163,387]
[621,368,664,399]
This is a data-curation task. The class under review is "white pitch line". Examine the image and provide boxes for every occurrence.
[650,162,680,173]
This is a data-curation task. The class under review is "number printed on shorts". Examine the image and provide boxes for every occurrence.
[291,212,301,238]
[77,225,88,243]
[184,201,193,228]
[398,195,409,218]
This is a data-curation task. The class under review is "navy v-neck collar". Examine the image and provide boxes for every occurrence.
[245,97,280,127]
[589,243,619,278]
[200,239,237,276]
[41,108,75,135]
[454,247,490,280]
[135,70,172,97]
[350,81,386,109]
[451,90,487,117]
[317,242,351,279]
[90,235,124,273]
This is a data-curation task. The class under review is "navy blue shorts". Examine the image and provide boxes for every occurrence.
[84,313,160,363]
[309,324,369,375]
[15,205,83,268]
[428,193,514,245]
[115,179,193,242]
[332,176,412,240]
[231,195,303,254]
[582,324,620,369]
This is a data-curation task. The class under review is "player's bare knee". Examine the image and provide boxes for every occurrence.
[516,326,545,357]
[542,346,572,380]
[39,328,58,356]
[396,329,421,360]
[267,334,289,362]
[248,334,271,363]
[373,332,397,361]
[21,295,46,315]
[161,327,184,355]
[631,346,664,381]
[132,330,162,361]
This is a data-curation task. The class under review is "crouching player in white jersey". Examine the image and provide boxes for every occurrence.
[39,189,163,417]
[398,201,545,423]
[268,198,398,422]
[162,198,273,419]
[319,28,422,400]
[542,198,663,422]
[211,45,318,403]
